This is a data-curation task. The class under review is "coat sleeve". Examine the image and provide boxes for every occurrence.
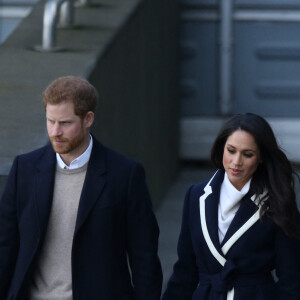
[125,162,163,300]
[0,157,20,300]
[162,185,199,300]
[274,214,300,300]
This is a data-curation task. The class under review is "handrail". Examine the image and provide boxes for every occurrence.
[58,0,74,28]
[34,0,74,52]
[219,0,233,115]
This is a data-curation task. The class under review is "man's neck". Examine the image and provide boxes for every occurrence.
[60,135,91,166]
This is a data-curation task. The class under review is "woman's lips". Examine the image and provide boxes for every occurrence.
[230,168,242,176]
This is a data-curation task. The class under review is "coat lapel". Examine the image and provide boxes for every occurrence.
[220,193,258,247]
[204,170,224,254]
[221,191,267,255]
[34,145,57,238]
[74,139,106,234]
[199,170,226,266]
[200,169,268,261]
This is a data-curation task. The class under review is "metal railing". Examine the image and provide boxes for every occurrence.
[34,0,74,51]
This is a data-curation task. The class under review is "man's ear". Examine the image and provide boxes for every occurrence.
[84,111,95,128]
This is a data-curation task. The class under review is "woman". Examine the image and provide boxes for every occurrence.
[162,113,300,300]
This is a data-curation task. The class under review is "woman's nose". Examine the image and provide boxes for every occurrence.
[233,154,242,166]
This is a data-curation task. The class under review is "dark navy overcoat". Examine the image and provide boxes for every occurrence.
[0,138,162,300]
[162,169,300,300]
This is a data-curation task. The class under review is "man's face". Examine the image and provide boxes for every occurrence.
[46,101,91,163]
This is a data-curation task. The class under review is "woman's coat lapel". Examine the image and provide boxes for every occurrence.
[202,170,224,258]
[200,169,266,259]
[221,195,258,247]
[199,170,226,266]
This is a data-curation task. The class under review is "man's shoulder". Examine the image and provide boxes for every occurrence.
[106,146,139,166]
[92,138,141,168]
[17,144,54,163]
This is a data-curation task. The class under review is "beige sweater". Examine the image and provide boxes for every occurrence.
[29,163,88,300]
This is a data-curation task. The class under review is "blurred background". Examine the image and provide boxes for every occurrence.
[1,0,300,290]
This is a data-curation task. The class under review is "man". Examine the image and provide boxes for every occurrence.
[0,76,162,300]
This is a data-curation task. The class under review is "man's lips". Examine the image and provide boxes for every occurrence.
[51,139,67,145]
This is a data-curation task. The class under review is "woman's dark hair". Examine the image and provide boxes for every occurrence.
[211,113,300,239]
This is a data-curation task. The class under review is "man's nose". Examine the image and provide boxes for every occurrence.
[51,123,62,136]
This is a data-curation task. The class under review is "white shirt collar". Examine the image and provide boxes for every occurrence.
[220,172,251,218]
[56,135,93,170]
[218,172,251,242]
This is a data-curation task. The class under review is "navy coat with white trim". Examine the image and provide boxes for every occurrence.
[162,169,300,300]
[0,138,162,300]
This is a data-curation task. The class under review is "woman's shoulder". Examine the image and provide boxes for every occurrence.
[185,179,211,203]
[190,180,209,192]
[188,169,223,195]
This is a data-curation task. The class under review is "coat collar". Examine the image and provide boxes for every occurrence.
[34,144,57,238]
[200,169,266,260]
[74,138,106,234]
[203,170,224,255]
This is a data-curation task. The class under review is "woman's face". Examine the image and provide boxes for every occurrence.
[223,129,261,190]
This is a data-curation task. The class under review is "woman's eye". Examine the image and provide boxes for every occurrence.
[227,149,235,154]
[244,153,253,158]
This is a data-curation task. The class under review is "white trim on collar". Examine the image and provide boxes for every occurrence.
[199,171,226,266]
